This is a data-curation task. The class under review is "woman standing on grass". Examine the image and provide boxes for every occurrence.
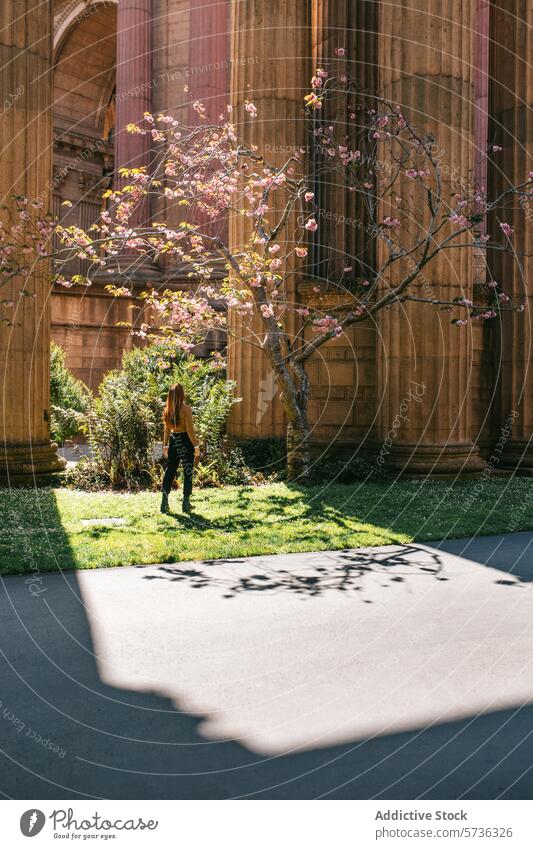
[161,383,200,514]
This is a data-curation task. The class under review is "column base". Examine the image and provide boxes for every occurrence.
[500,441,533,475]
[0,442,67,486]
[373,442,486,479]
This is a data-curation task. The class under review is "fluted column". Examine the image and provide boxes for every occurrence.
[0,0,65,482]
[227,0,311,438]
[375,0,484,476]
[187,0,230,245]
[489,1,533,472]
[114,0,154,276]
[311,0,377,282]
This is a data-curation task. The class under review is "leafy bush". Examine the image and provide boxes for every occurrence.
[68,340,242,489]
[309,453,388,484]
[238,438,286,478]
[195,446,255,488]
[50,342,92,443]
[87,369,158,486]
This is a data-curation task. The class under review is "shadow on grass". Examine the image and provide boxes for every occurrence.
[1,488,80,575]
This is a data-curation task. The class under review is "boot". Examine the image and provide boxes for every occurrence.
[182,497,191,514]
[160,491,169,514]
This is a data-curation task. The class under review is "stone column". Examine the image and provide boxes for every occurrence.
[114,0,154,277]
[187,0,230,245]
[471,0,494,455]
[151,0,191,281]
[311,0,377,281]
[489,1,533,472]
[375,0,484,476]
[0,0,65,482]
[227,0,311,439]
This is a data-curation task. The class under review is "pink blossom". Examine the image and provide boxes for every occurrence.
[244,100,258,118]
[406,168,429,179]
[383,216,401,230]
[305,218,318,232]
[312,315,342,335]
[305,93,322,109]
[304,191,315,202]
[361,279,370,286]
[500,222,514,237]
[296,247,308,258]
[269,244,280,254]
[335,47,345,57]
[261,303,274,318]
[296,307,310,317]
[450,213,470,229]
[344,266,353,273]
[492,145,502,153]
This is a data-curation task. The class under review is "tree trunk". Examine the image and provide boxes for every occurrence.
[286,419,311,483]
[259,316,313,482]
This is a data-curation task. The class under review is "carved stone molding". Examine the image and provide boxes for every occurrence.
[53,0,118,48]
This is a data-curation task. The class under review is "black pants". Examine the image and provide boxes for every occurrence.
[162,432,194,499]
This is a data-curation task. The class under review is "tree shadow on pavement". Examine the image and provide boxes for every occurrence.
[141,544,447,599]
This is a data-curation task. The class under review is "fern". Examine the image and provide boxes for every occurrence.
[50,343,92,442]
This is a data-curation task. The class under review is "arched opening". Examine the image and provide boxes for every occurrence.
[51,1,125,392]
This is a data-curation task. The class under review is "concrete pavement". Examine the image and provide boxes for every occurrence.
[1,532,533,799]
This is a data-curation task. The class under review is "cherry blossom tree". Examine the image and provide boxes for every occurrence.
[1,67,531,481]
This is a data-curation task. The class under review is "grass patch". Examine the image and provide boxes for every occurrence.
[1,477,532,576]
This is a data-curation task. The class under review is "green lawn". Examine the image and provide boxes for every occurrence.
[1,478,532,576]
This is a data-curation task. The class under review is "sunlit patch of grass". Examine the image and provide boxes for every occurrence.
[0,477,531,575]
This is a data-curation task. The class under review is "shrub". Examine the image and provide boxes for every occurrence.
[309,453,388,484]
[50,343,92,443]
[87,369,158,486]
[239,438,286,478]
[69,340,242,489]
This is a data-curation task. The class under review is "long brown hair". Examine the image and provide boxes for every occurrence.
[163,383,185,427]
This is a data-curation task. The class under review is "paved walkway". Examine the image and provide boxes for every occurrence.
[1,532,532,799]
